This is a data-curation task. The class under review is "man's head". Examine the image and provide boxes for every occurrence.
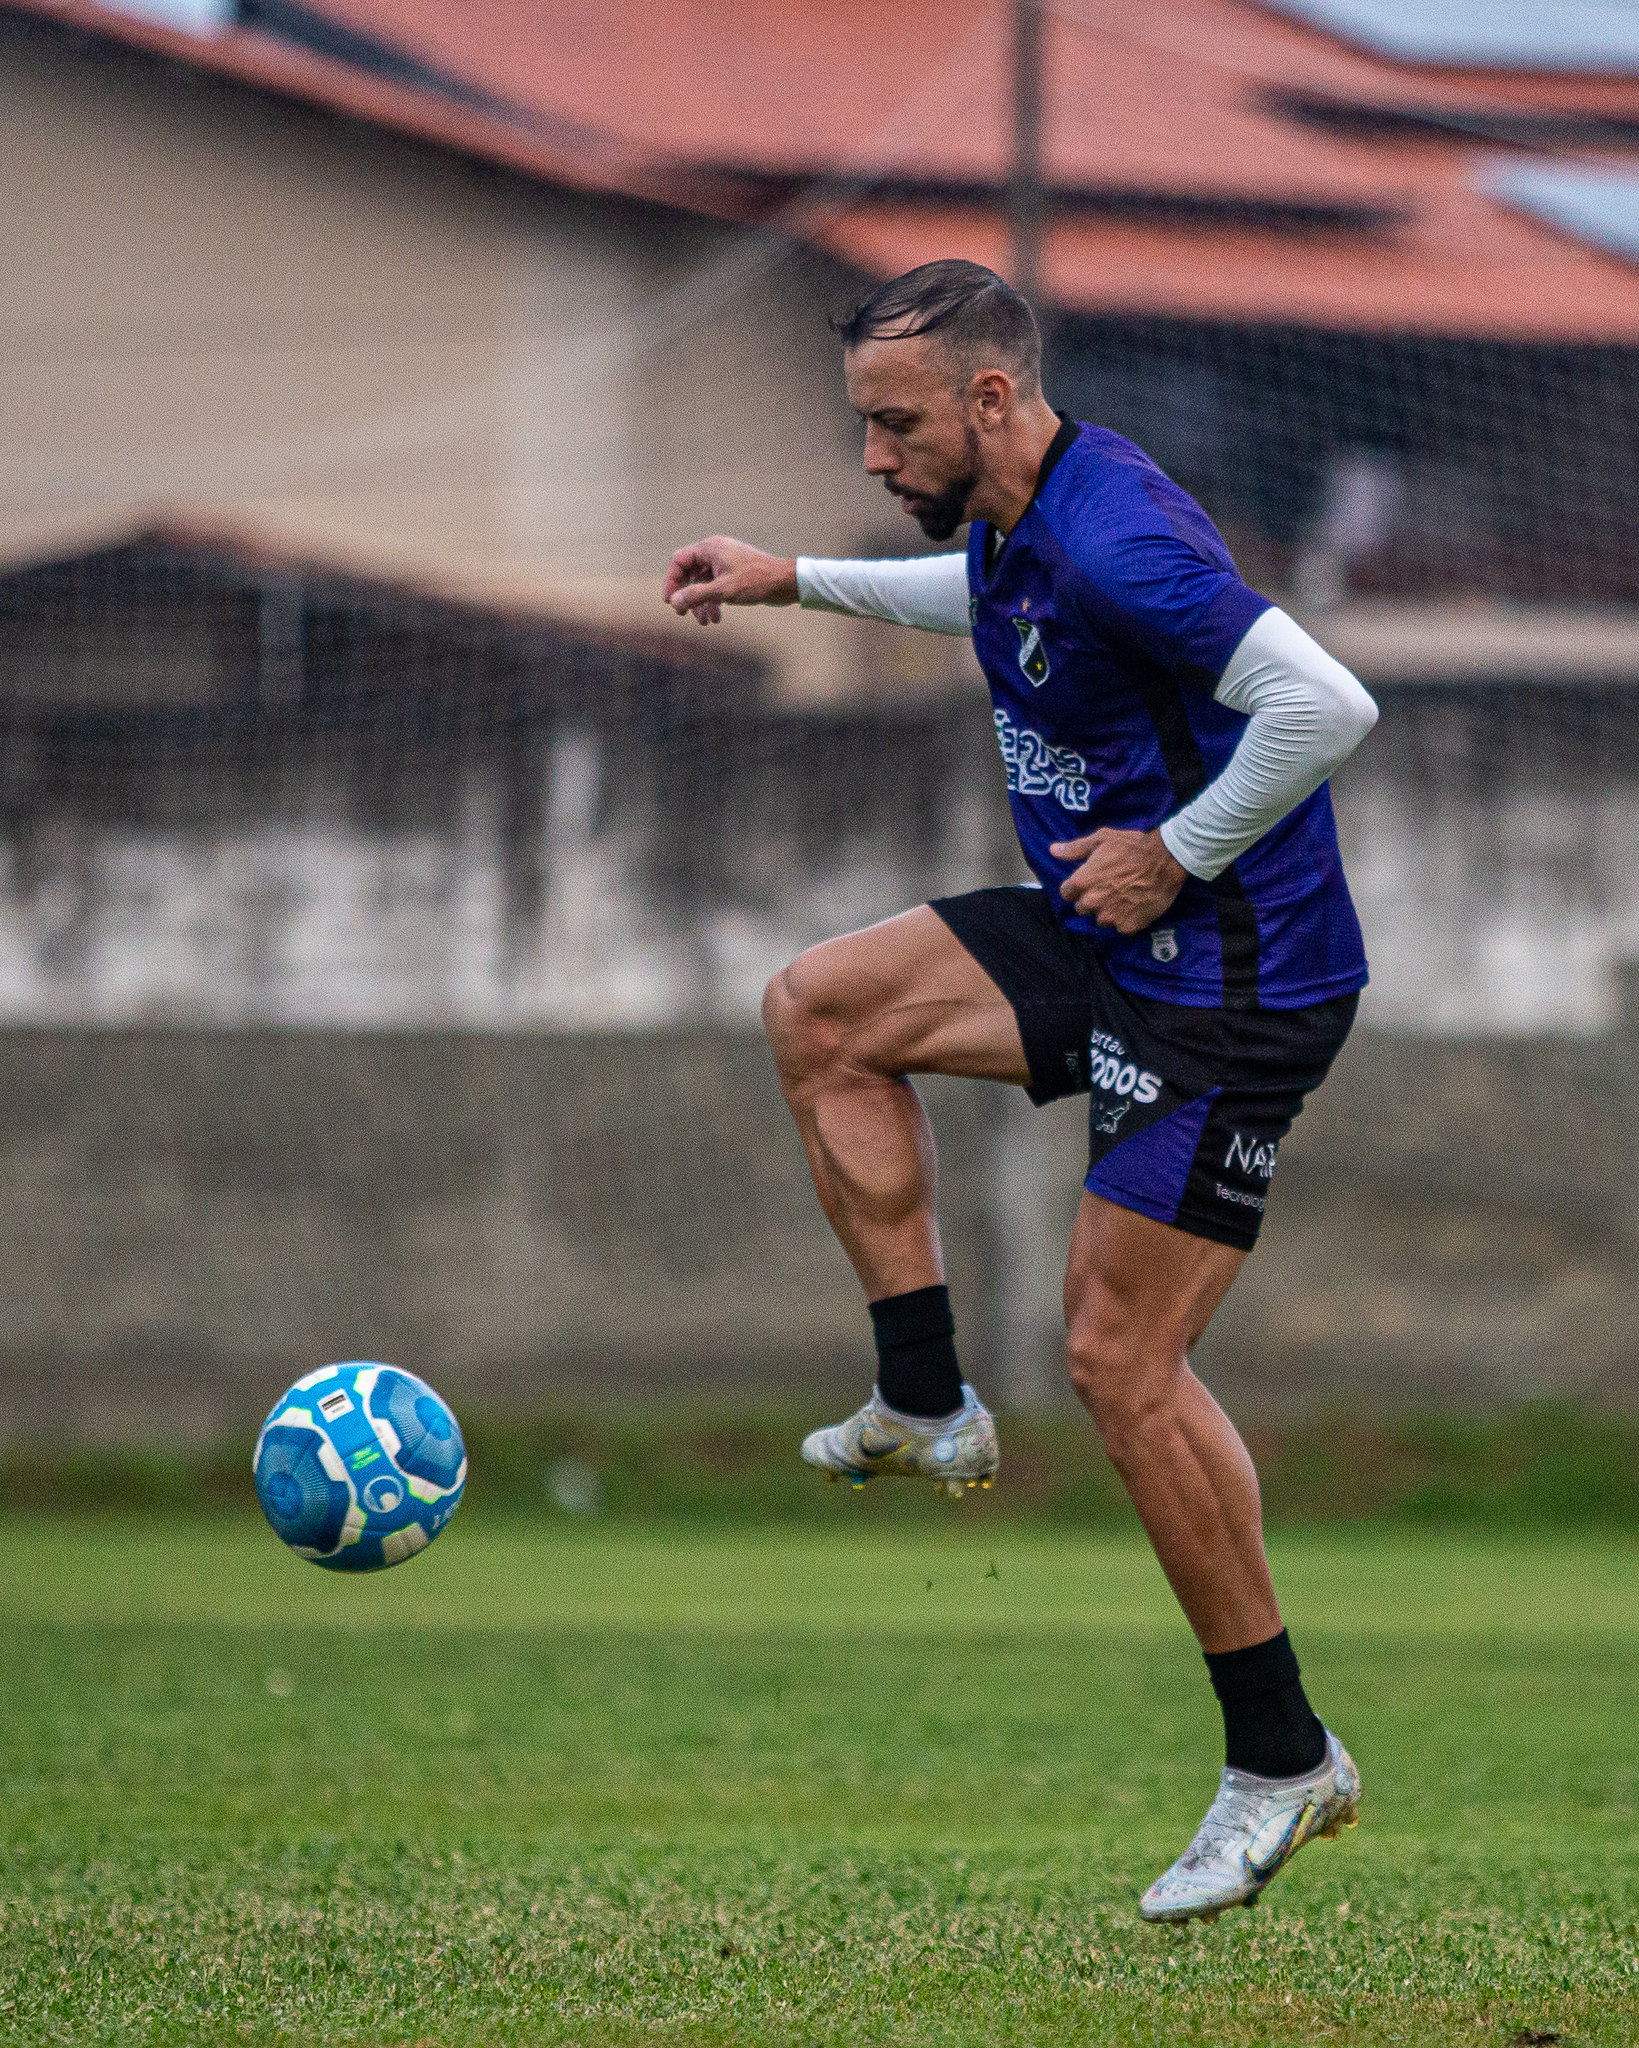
[834,260,1045,541]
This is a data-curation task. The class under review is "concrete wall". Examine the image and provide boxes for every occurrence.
[1213,975,1639,1414]
[0,999,1633,1446]
[949,982,1639,1422]
[0,1026,996,1443]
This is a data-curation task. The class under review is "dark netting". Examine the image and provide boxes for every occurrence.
[0,321,1636,1440]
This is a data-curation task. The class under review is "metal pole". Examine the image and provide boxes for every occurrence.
[1010,0,1045,307]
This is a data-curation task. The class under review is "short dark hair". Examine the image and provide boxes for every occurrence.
[832,260,1041,393]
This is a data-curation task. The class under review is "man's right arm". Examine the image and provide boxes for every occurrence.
[664,536,799,625]
[795,553,971,635]
[666,537,970,635]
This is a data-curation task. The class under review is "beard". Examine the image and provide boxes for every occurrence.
[888,425,981,542]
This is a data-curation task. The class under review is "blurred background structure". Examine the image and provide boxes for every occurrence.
[1,0,1638,1441]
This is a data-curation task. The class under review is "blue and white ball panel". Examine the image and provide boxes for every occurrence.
[253,1418,360,1555]
[358,1364,467,1495]
[253,1361,466,1572]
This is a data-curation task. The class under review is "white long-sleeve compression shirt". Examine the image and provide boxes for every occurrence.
[1158,607,1378,879]
[796,552,971,634]
[794,554,1376,880]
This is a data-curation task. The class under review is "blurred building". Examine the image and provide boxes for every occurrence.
[13,0,1639,614]
[0,0,960,699]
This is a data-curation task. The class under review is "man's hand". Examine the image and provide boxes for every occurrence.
[664,536,799,625]
[1050,827,1188,934]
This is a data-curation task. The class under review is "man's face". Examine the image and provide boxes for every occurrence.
[844,334,983,543]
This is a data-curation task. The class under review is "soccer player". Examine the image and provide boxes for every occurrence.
[663,260,1377,1923]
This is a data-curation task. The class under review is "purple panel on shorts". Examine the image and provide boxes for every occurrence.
[1085,1087,1220,1227]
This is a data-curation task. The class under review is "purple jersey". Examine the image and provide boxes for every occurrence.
[966,418,1368,1011]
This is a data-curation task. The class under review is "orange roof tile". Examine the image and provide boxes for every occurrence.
[13,0,1639,336]
[261,0,1639,335]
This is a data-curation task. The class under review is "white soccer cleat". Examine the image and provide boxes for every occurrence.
[800,1385,999,1495]
[1138,1730,1360,1924]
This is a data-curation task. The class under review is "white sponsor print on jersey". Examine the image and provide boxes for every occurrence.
[993,707,1091,810]
[1224,1131,1279,1180]
[1087,1032,1163,1108]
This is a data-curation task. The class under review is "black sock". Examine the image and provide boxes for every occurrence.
[1203,1628,1328,1779]
[869,1284,963,1419]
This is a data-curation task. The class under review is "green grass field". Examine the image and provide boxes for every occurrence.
[4,1515,1638,2046]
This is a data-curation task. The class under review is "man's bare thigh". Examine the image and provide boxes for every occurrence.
[1064,1192,1247,1357]
[778,905,1030,1085]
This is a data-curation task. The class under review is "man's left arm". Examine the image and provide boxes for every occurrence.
[1054,608,1378,933]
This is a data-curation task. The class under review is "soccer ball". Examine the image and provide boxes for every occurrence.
[253,1362,467,1571]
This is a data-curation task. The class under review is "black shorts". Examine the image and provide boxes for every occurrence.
[930,885,1357,1251]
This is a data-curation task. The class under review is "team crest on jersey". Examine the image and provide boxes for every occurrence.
[1150,927,1179,963]
[1013,613,1050,685]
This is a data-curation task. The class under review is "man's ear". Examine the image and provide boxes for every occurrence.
[969,367,1016,430]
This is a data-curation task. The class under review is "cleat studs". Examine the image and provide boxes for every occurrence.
[849,1477,867,1490]
[980,1477,993,1489]
[1198,1908,1221,1924]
